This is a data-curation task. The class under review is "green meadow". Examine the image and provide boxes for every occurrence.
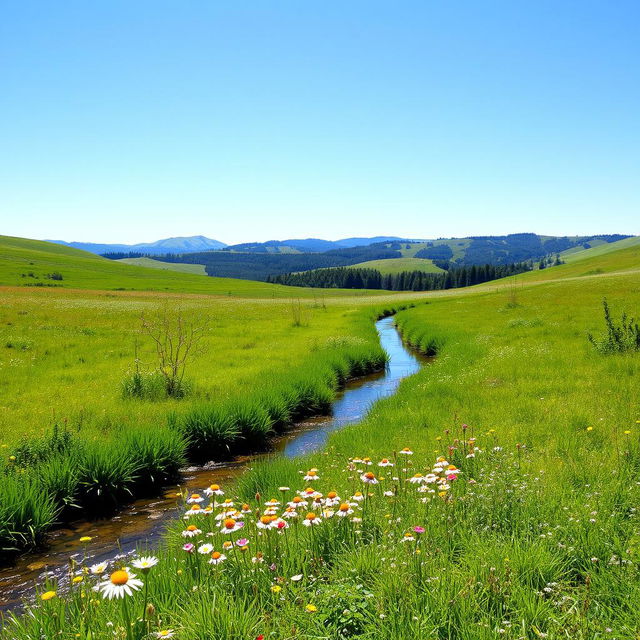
[347,257,443,275]
[1,237,640,639]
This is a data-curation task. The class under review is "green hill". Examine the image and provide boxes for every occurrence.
[347,257,444,275]
[117,256,207,275]
[0,236,384,298]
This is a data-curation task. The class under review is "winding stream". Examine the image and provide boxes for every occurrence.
[0,317,427,611]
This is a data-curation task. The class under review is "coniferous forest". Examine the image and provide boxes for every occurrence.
[267,262,532,290]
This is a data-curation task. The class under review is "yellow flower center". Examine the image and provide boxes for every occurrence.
[190,504,200,511]
[209,484,220,491]
[110,570,129,586]
[306,512,317,521]
[187,525,198,532]
[293,496,302,503]
[364,472,375,480]
[224,518,236,529]
[327,491,337,499]
[339,503,350,512]
[211,551,221,560]
[413,473,423,478]
[190,494,201,500]
[307,470,316,477]
[260,515,272,525]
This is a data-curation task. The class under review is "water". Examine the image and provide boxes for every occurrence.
[0,317,427,610]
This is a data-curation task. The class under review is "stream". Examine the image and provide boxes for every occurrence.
[0,316,427,611]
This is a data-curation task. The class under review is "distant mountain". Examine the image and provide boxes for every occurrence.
[48,235,227,256]
[224,236,408,254]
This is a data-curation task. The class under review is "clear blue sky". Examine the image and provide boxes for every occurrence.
[1,1,638,245]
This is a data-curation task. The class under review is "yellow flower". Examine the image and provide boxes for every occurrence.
[41,590,56,601]
[305,604,318,613]
[8,455,16,462]
[586,427,593,432]
[79,536,92,543]
[271,585,282,593]
[72,576,83,584]
[624,430,631,435]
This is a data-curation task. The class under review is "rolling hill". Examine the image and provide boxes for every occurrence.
[346,257,444,275]
[0,236,383,298]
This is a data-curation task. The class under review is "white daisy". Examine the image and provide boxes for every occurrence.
[131,556,158,573]
[98,568,143,599]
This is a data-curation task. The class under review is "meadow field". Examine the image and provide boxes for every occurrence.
[1,237,639,639]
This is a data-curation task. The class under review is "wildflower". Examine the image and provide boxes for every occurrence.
[352,491,364,501]
[409,473,424,484]
[98,568,143,599]
[185,504,203,516]
[241,503,252,513]
[236,538,249,547]
[413,526,425,534]
[198,544,214,555]
[271,584,282,593]
[220,518,244,533]
[303,512,322,526]
[155,631,175,639]
[41,590,56,601]
[187,493,205,504]
[279,486,290,492]
[303,469,319,481]
[90,562,108,575]
[378,458,394,467]
[324,491,340,506]
[625,430,631,435]
[252,552,264,563]
[204,484,224,496]
[209,551,226,565]
[182,543,195,553]
[399,447,413,455]
[282,507,299,519]
[586,427,593,432]
[274,518,288,530]
[291,574,303,581]
[336,503,354,517]
[132,556,158,573]
[362,457,372,465]
[182,525,202,537]
[401,533,415,542]
[72,576,83,584]
[383,490,394,497]
[288,496,308,508]
[361,472,378,484]
[305,604,318,613]
[257,515,277,529]
[79,536,92,543]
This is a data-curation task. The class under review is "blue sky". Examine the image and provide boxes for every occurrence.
[1,1,638,244]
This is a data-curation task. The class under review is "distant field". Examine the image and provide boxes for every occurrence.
[347,257,444,274]
[560,235,640,263]
[117,256,208,275]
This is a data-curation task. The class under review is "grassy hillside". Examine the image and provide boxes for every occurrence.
[560,235,640,263]
[6,244,640,638]
[117,256,208,275]
[348,257,444,274]
[0,236,385,298]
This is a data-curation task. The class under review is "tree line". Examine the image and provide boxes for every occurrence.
[267,262,533,291]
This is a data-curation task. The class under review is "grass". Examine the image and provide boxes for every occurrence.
[347,257,444,275]
[116,257,208,275]
[1,239,640,638]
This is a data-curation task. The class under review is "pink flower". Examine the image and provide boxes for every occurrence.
[413,526,425,534]
[183,543,194,553]
[236,538,249,547]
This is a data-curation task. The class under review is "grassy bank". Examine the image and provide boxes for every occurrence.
[4,255,639,638]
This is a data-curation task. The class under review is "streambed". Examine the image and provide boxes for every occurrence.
[0,317,427,611]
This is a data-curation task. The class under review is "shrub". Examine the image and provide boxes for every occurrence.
[588,298,640,354]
